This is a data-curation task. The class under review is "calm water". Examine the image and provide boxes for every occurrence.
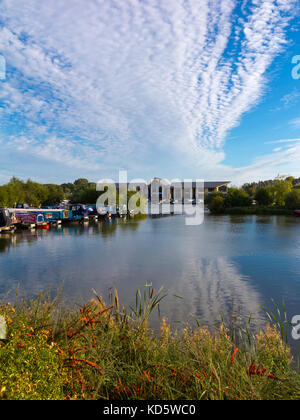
[1,214,300,354]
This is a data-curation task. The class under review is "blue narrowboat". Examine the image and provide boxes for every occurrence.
[41,209,70,223]
[67,204,89,221]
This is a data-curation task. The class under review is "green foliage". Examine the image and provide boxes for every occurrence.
[254,187,273,206]
[0,304,66,400]
[269,176,293,207]
[0,175,298,210]
[1,289,300,400]
[208,195,225,214]
[204,191,223,206]
[242,176,300,194]
[224,188,252,208]
[0,178,64,207]
[70,183,99,204]
[42,184,64,205]
[73,178,89,187]
[285,189,300,210]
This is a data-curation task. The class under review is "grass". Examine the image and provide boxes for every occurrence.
[0,286,300,400]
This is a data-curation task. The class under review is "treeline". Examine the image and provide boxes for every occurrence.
[0,177,98,208]
[1,175,300,212]
[0,177,65,208]
[207,176,300,214]
[242,177,300,195]
[0,177,142,208]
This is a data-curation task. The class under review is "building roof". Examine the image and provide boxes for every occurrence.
[113,181,231,189]
[204,182,231,188]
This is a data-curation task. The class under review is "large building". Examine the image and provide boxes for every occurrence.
[112,179,231,201]
[204,182,231,193]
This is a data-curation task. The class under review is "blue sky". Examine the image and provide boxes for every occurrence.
[0,0,299,185]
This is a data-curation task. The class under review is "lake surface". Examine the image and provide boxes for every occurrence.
[1,214,300,355]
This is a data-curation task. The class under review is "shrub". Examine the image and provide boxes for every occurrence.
[208,195,225,214]
[285,190,300,210]
[0,304,66,400]
[225,188,252,208]
[254,188,273,206]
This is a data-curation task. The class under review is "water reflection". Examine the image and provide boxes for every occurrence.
[164,257,264,329]
[0,215,299,354]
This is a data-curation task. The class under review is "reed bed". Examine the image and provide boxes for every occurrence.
[0,286,300,400]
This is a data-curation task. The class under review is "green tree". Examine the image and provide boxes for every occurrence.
[43,184,65,205]
[61,183,75,195]
[24,180,48,207]
[208,195,225,214]
[74,178,89,187]
[225,188,252,208]
[204,191,224,206]
[285,190,300,210]
[270,176,293,207]
[254,187,273,206]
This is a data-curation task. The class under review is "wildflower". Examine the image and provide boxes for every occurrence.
[248,363,256,377]
[195,373,202,382]
[143,370,151,380]
[17,342,24,349]
[231,348,239,364]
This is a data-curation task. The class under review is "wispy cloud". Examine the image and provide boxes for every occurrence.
[0,0,297,182]
[267,138,300,144]
[290,117,300,128]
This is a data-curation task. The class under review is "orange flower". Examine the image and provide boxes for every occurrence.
[195,373,202,382]
[231,348,239,364]
[143,370,151,380]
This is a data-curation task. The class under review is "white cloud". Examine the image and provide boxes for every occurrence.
[0,0,297,182]
[290,117,300,128]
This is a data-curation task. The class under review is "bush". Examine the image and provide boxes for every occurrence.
[285,190,300,210]
[254,188,273,206]
[204,191,223,206]
[208,195,225,214]
[225,188,252,208]
[0,304,66,400]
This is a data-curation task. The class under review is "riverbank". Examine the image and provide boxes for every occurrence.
[1,287,300,400]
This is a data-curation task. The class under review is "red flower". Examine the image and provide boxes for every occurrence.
[17,342,24,349]
[231,348,239,364]
[248,363,256,376]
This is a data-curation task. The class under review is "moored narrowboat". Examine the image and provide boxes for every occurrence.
[0,208,15,233]
[294,210,300,217]
[67,204,89,222]
[9,208,70,224]
[14,212,45,229]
